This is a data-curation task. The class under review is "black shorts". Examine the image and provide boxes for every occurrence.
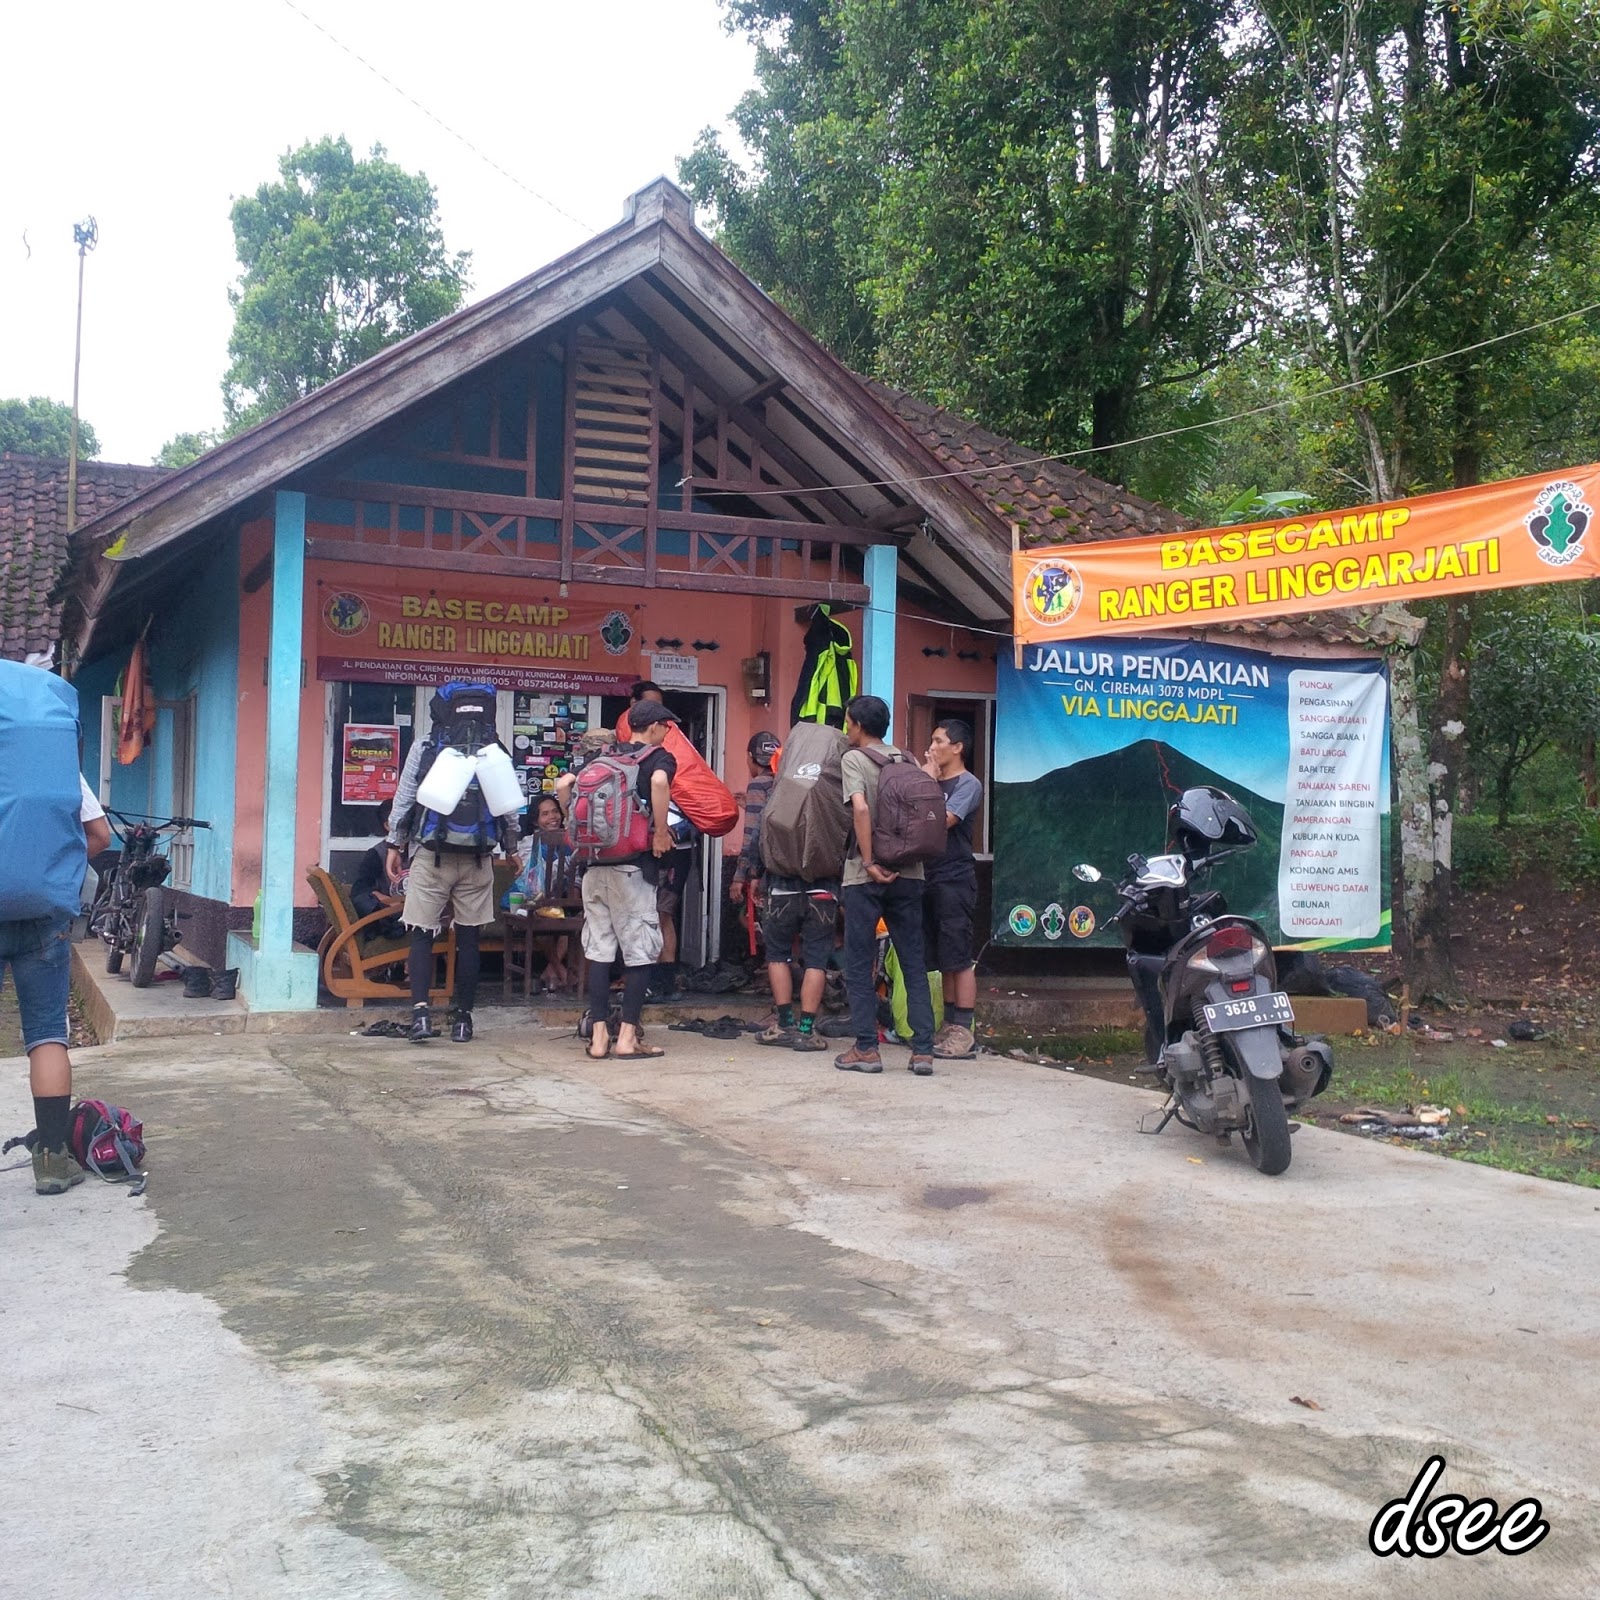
[923,873,977,972]
[762,884,839,971]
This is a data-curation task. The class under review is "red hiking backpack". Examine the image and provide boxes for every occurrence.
[862,748,947,868]
[566,748,654,863]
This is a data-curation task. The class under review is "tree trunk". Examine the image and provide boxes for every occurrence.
[1390,645,1456,999]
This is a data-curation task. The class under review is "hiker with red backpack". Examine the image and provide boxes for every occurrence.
[834,695,947,1078]
[555,698,679,1060]
[386,682,521,1044]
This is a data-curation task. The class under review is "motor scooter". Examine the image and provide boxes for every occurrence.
[1073,786,1332,1175]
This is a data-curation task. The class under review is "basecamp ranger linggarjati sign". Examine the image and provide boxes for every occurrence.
[1014,464,1600,643]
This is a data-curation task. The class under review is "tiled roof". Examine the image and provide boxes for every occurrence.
[0,454,167,659]
[866,385,1417,650]
[866,382,1187,546]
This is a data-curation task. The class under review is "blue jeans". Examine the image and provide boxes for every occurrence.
[843,878,934,1054]
[0,917,73,1053]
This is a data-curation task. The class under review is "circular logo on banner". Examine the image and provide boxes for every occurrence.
[323,591,370,637]
[1020,559,1084,629]
[1039,903,1066,940]
[1069,905,1097,939]
[1008,904,1038,938]
[599,610,635,655]
[1525,480,1592,568]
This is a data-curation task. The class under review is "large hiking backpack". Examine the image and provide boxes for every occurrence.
[761,722,850,882]
[416,683,501,856]
[566,747,654,863]
[616,712,737,837]
[0,661,85,923]
[862,747,947,868]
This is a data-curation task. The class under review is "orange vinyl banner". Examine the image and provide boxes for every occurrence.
[1013,464,1600,644]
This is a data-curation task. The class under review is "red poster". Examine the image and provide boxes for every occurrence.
[342,724,401,805]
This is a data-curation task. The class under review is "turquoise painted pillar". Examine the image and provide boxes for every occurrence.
[248,490,318,1009]
[862,544,898,727]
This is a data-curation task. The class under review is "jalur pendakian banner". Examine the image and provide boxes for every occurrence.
[993,637,1391,951]
[1014,465,1600,643]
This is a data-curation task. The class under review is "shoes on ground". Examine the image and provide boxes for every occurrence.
[32,1145,85,1195]
[833,1046,883,1074]
[933,1024,976,1059]
[451,1009,474,1044]
[409,1006,435,1044]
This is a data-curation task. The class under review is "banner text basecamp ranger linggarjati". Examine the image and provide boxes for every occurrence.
[1012,464,1600,645]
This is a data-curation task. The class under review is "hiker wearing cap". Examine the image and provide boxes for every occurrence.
[556,699,679,1059]
[618,681,691,1001]
[729,731,779,904]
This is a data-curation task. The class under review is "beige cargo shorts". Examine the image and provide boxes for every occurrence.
[580,863,662,968]
[402,850,496,932]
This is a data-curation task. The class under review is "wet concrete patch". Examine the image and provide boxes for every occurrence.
[921,1184,992,1210]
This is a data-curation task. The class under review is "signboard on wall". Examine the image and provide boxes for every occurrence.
[313,565,643,693]
[341,724,401,805]
[993,637,1391,951]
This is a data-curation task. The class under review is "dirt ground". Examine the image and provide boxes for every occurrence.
[1007,868,1600,1189]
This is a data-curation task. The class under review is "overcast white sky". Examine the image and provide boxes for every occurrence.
[1,0,757,464]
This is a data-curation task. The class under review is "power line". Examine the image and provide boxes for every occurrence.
[690,299,1600,499]
[276,0,597,236]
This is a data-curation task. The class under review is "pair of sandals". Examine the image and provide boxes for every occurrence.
[585,1029,665,1061]
[668,1015,757,1041]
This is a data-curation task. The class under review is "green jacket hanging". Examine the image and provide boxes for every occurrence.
[791,606,860,729]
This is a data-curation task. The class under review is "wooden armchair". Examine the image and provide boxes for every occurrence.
[307,866,455,1007]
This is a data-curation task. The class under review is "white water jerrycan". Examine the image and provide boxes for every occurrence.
[416,746,476,814]
[474,743,525,817]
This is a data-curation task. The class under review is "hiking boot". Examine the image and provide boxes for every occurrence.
[756,1023,796,1047]
[833,1046,883,1073]
[450,1009,474,1044]
[908,1055,935,1076]
[408,1005,435,1044]
[933,1024,976,1059]
[791,1029,827,1053]
[33,1145,85,1196]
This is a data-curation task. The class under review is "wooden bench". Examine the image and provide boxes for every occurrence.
[307,866,456,1007]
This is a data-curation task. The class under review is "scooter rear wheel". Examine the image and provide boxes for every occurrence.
[1241,1071,1293,1176]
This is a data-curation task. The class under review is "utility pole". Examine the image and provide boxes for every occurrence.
[66,216,98,533]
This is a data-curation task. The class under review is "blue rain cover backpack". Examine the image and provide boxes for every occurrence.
[0,661,85,923]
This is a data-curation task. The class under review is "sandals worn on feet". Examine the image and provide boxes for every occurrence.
[614,1044,666,1059]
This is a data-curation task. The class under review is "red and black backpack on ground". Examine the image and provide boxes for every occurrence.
[69,1099,147,1193]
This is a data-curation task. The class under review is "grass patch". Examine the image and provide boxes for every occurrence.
[1034,1027,1143,1062]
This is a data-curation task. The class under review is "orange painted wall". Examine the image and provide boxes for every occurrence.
[229,526,1007,906]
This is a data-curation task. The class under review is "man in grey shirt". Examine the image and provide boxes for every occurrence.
[834,694,935,1076]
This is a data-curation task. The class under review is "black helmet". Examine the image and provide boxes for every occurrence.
[1167,786,1256,858]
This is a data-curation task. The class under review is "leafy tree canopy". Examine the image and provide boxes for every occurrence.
[223,136,470,432]
[682,0,1242,472]
[0,396,98,460]
[153,431,220,469]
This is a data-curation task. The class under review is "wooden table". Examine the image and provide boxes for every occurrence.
[503,905,584,1001]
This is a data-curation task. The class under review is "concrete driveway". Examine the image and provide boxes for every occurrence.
[2,1023,1597,1598]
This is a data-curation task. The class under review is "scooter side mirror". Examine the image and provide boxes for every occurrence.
[1072,864,1102,883]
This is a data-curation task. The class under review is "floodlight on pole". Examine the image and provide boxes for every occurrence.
[67,216,99,534]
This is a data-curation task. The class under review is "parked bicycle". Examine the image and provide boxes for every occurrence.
[88,810,211,988]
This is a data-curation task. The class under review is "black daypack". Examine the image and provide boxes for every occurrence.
[862,747,947,868]
[416,682,502,858]
[761,722,850,881]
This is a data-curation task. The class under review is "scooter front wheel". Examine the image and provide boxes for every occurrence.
[1241,1072,1293,1175]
